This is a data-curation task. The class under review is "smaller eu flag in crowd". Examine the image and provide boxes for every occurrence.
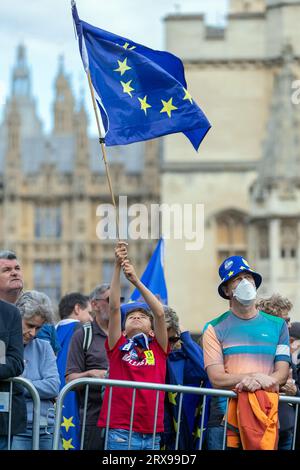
[56,322,81,450]
[131,237,168,304]
[71,1,211,151]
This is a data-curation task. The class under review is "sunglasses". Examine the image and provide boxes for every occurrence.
[168,336,181,344]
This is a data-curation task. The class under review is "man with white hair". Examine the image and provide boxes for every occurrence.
[0,250,26,449]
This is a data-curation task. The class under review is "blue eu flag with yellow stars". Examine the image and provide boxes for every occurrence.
[130,237,168,304]
[71,2,211,151]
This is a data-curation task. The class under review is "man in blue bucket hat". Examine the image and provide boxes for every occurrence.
[202,255,290,450]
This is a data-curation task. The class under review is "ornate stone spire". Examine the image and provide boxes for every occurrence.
[12,44,31,97]
[53,55,75,134]
[252,44,300,200]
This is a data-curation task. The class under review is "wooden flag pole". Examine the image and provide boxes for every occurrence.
[86,70,120,240]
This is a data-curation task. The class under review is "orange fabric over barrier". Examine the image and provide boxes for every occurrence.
[227,390,279,450]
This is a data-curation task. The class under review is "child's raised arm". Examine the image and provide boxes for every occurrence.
[122,259,168,353]
[108,241,127,349]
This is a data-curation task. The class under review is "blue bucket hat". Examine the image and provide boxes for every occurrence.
[218,255,262,299]
[120,301,153,329]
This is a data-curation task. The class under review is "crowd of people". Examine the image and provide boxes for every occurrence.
[0,245,300,451]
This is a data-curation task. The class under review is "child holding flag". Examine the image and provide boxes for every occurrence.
[97,241,168,450]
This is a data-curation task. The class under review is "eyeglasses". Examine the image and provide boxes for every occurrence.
[168,336,181,344]
[94,296,125,303]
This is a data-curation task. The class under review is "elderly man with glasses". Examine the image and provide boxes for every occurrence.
[65,283,110,450]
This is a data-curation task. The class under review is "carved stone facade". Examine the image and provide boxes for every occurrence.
[163,0,300,330]
[0,45,161,303]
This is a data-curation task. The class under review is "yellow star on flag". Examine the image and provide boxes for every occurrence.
[61,416,75,433]
[122,42,136,51]
[114,58,131,76]
[62,438,75,450]
[168,391,177,405]
[160,97,178,118]
[173,417,178,432]
[228,271,234,277]
[120,80,134,97]
[183,87,193,104]
[138,95,152,115]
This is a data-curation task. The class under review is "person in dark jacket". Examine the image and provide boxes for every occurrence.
[0,250,27,450]
[0,299,27,449]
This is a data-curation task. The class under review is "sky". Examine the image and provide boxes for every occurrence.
[0,0,228,134]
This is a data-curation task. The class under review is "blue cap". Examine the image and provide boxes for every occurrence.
[120,301,152,329]
[218,256,262,299]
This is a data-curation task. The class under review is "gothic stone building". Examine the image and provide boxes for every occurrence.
[0,45,160,303]
[163,0,300,330]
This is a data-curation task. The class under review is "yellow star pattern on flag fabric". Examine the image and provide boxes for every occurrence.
[168,391,177,405]
[61,416,75,433]
[138,95,152,115]
[240,266,246,270]
[183,87,193,104]
[120,80,134,97]
[114,58,131,76]
[228,271,234,277]
[62,438,75,450]
[122,42,136,51]
[160,97,178,118]
[173,417,178,432]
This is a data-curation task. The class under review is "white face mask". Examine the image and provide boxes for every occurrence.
[232,278,257,306]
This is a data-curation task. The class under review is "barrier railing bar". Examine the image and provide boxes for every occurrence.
[152,390,160,450]
[222,398,229,451]
[104,386,113,451]
[80,384,89,450]
[128,388,136,450]
[174,393,183,451]
[5,377,41,450]
[52,377,300,451]
[198,394,207,450]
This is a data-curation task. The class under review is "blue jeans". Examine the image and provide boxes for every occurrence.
[0,436,12,450]
[107,429,160,450]
[11,425,54,450]
[278,430,293,450]
[206,426,227,450]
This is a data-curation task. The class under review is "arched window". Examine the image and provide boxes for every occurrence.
[281,221,297,259]
[215,209,248,266]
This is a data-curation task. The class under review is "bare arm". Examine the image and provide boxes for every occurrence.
[207,364,261,391]
[122,260,168,353]
[66,369,107,382]
[270,361,290,386]
[108,242,128,350]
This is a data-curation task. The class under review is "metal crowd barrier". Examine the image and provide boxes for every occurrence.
[52,377,300,451]
[1,377,41,450]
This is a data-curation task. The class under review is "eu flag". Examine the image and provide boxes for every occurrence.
[56,322,81,450]
[131,237,168,304]
[71,2,211,151]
